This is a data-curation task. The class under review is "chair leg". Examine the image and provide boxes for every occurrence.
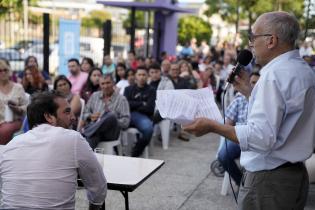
[221,172,229,196]
[160,120,171,150]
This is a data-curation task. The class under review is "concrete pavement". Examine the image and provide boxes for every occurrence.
[75,131,315,210]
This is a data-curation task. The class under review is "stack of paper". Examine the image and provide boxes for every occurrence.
[156,87,223,125]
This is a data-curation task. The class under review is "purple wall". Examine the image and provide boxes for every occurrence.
[152,12,178,59]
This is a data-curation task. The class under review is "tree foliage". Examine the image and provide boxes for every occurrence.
[0,0,37,17]
[204,0,305,29]
[178,16,212,45]
[82,10,111,29]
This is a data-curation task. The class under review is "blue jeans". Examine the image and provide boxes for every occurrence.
[218,140,242,186]
[130,112,153,157]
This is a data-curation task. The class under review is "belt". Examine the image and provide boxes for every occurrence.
[276,161,303,169]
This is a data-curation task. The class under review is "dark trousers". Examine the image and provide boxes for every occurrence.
[130,112,153,157]
[218,140,242,185]
[85,113,120,150]
[238,163,309,210]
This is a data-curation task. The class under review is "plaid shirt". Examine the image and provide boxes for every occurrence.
[83,90,130,129]
[225,93,248,124]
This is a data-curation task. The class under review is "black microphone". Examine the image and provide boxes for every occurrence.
[224,49,253,90]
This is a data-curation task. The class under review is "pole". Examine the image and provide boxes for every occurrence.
[23,0,28,41]
[305,0,311,39]
[130,7,136,52]
[43,13,50,74]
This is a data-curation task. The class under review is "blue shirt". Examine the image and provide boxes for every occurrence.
[225,93,248,124]
[235,50,315,172]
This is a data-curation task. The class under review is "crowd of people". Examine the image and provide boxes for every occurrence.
[0,17,315,207]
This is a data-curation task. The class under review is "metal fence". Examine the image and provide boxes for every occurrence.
[0,9,132,76]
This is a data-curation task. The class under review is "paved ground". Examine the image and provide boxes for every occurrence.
[75,131,315,210]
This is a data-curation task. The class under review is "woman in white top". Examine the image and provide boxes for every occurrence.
[115,63,129,95]
[0,59,28,144]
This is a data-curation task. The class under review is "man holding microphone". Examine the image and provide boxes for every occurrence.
[184,11,315,210]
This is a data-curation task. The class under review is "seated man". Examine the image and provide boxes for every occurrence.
[124,66,156,157]
[82,74,130,149]
[149,62,174,124]
[218,72,260,186]
[0,91,107,209]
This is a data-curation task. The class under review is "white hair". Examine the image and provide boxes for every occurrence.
[261,11,300,46]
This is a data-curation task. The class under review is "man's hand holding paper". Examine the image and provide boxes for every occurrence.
[156,88,222,126]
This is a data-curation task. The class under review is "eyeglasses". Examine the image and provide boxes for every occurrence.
[0,69,8,73]
[248,31,273,42]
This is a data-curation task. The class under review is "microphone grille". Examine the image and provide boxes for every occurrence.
[237,49,253,66]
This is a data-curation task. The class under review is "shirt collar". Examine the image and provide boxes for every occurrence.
[99,90,118,102]
[260,49,299,76]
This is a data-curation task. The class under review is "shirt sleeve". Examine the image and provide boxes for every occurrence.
[235,79,285,153]
[116,96,130,129]
[75,134,107,205]
[83,93,95,121]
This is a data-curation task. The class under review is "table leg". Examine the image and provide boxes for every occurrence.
[120,191,129,210]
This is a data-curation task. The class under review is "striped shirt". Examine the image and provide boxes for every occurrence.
[83,90,130,129]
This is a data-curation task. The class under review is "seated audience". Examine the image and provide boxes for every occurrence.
[80,67,102,102]
[148,63,174,124]
[0,60,28,144]
[82,74,130,149]
[0,91,107,209]
[169,63,190,89]
[54,75,81,120]
[18,55,51,84]
[101,55,115,77]
[126,69,136,86]
[81,57,94,73]
[67,58,88,95]
[178,60,202,89]
[115,63,129,95]
[218,72,260,186]
[22,65,48,95]
[124,66,156,157]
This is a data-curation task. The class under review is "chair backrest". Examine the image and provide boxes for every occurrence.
[77,98,85,131]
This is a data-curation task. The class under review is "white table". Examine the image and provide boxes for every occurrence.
[0,145,164,210]
[96,154,164,210]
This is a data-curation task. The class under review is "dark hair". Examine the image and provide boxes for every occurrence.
[115,63,127,82]
[81,57,94,67]
[126,69,135,76]
[68,58,80,66]
[24,56,39,68]
[103,73,115,82]
[53,75,72,90]
[149,62,161,71]
[136,65,148,73]
[250,72,260,78]
[27,91,65,129]
[84,67,102,90]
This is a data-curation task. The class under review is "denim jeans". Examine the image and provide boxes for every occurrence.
[130,112,153,157]
[218,140,242,185]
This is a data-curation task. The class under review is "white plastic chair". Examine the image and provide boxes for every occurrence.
[97,133,122,155]
[121,128,149,158]
[153,119,171,150]
[221,158,240,196]
[76,98,85,131]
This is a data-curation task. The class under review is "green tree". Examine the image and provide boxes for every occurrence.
[204,0,304,31]
[82,10,111,29]
[178,16,212,45]
[0,0,37,17]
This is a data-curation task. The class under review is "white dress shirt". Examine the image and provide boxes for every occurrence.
[0,124,107,209]
[235,50,315,172]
